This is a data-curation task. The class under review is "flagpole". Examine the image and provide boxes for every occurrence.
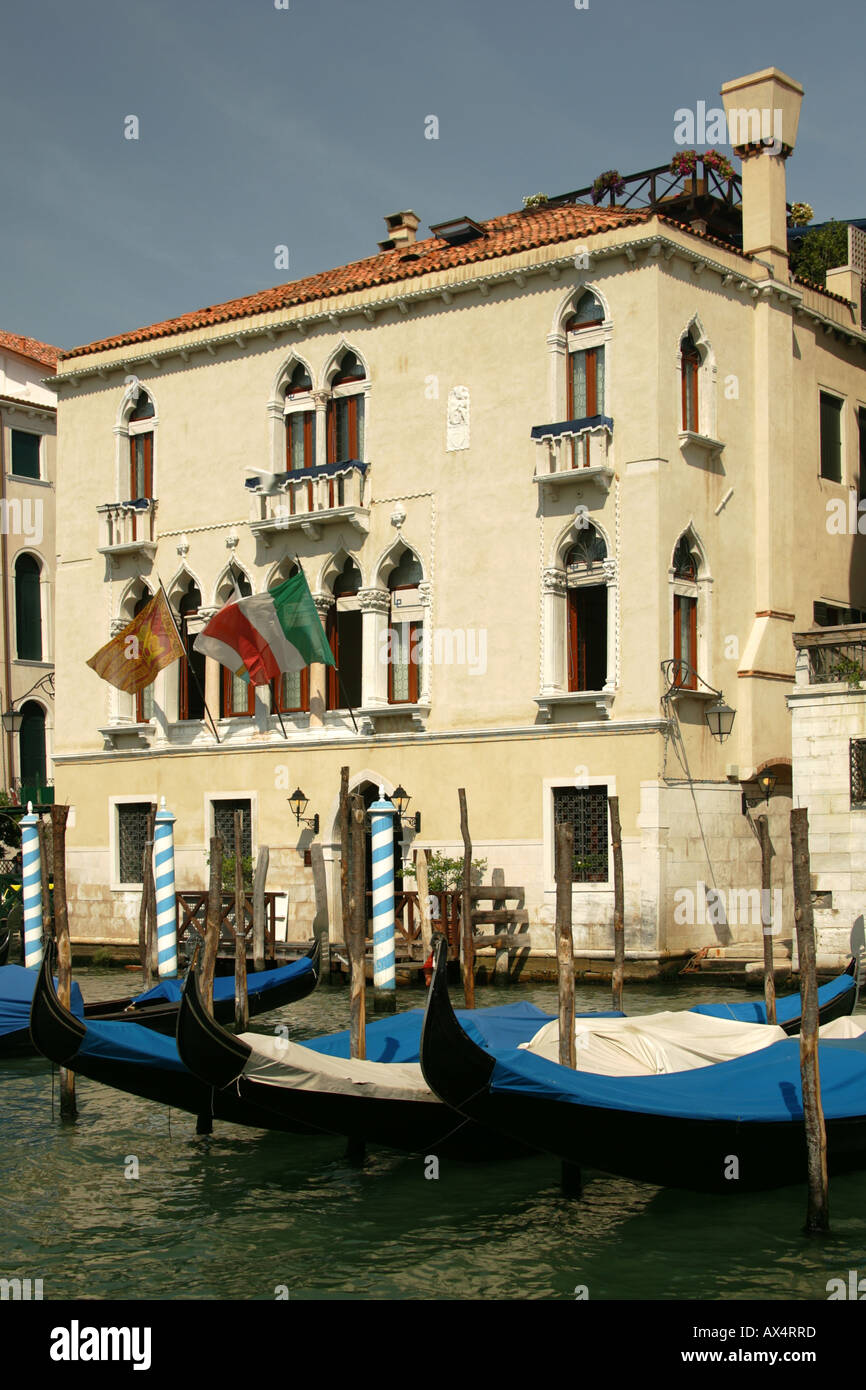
[157,577,221,745]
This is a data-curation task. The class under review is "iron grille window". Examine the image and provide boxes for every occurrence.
[851,741,866,809]
[117,802,152,883]
[212,799,252,858]
[553,785,609,882]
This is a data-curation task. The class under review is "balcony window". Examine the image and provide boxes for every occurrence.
[128,388,155,499]
[566,532,608,692]
[326,558,362,710]
[672,535,699,688]
[177,581,204,721]
[19,700,47,788]
[388,548,424,705]
[681,335,701,432]
[132,588,156,723]
[285,363,315,474]
[327,351,366,465]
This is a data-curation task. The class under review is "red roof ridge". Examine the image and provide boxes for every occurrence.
[0,330,61,369]
[60,203,654,362]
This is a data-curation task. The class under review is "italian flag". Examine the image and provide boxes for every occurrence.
[194,570,335,685]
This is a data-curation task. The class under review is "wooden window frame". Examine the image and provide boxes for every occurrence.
[129,431,154,499]
[567,584,607,692]
[14,554,42,662]
[819,391,843,483]
[285,409,315,475]
[681,340,700,432]
[673,594,698,689]
[10,428,41,481]
[272,667,310,714]
[221,666,256,719]
[388,620,421,704]
[327,393,364,465]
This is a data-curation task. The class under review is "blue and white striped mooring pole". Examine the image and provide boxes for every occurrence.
[154,797,178,977]
[370,788,397,990]
[21,803,44,969]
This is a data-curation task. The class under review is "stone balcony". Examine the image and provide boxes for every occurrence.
[531,416,614,491]
[97,499,158,559]
[247,460,370,541]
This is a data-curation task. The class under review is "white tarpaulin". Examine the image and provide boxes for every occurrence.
[240,1033,438,1104]
[521,1011,790,1077]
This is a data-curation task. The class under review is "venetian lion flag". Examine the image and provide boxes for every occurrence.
[193,569,335,685]
[86,589,185,694]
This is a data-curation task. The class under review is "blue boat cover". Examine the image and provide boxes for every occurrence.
[305,1002,626,1063]
[487,1032,866,1123]
[77,1018,189,1071]
[0,964,84,1039]
[130,953,313,1008]
[691,971,855,1026]
[68,1000,626,1075]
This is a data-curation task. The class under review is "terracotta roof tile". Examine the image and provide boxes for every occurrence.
[61,204,655,361]
[0,330,61,369]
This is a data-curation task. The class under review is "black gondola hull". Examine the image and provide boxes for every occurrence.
[419,935,866,1193]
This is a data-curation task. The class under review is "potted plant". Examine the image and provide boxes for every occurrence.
[591,170,625,205]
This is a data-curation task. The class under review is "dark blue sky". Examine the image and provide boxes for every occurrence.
[2,0,863,351]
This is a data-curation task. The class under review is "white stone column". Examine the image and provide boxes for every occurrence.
[418,580,433,703]
[541,568,567,693]
[309,592,332,726]
[359,587,390,707]
[312,390,328,470]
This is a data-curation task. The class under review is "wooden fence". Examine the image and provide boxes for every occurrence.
[176,891,281,960]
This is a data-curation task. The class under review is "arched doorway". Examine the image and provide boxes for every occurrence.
[19,701,46,789]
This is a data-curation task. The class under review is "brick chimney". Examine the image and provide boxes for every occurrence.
[378,210,421,252]
[720,67,804,281]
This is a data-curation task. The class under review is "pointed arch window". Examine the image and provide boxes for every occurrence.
[285,363,316,474]
[565,291,606,468]
[327,558,362,710]
[133,587,156,722]
[177,580,204,721]
[327,351,366,465]
[128,389,155,499]
[268,565,310,714]
[565,529,608,692]
[672,535,700,689]
[680,333,701,433]
[219,570,255,717]
[388,548,424,704]
[15,553,42,661]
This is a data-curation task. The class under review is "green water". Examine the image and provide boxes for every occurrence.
[1,970,865,1301]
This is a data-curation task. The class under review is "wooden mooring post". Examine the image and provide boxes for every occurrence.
[415,847,432,965]
[555,821,581,1195]
[37,817,52,945]
[339,766,351,982]
[197,834,223,1135]
[609,796,624,1013]
[252,845,269,974]
[757,816,777,1026]
[348,792,367,1062]
[458,788,476,1009]
[233,811,249,1032]
[50,804,75,1120]
[791,807,829,1234]
[555,823,576,1070]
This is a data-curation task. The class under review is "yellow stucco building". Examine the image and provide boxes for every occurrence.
[52,67,866,971]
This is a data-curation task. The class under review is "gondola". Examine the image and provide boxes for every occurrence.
[29,945,555,1147]
[27,946,323,1133]
[0,939,320,1058]
[420,935,866,1193]
[689,952,860,1033]
[176,962,559,1159]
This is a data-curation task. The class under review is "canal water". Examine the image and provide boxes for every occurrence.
[1,969,864,1301]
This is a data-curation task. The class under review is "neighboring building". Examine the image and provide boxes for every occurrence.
[0,330,59,804]
[789,625,866,965]
[51,66,866,969]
